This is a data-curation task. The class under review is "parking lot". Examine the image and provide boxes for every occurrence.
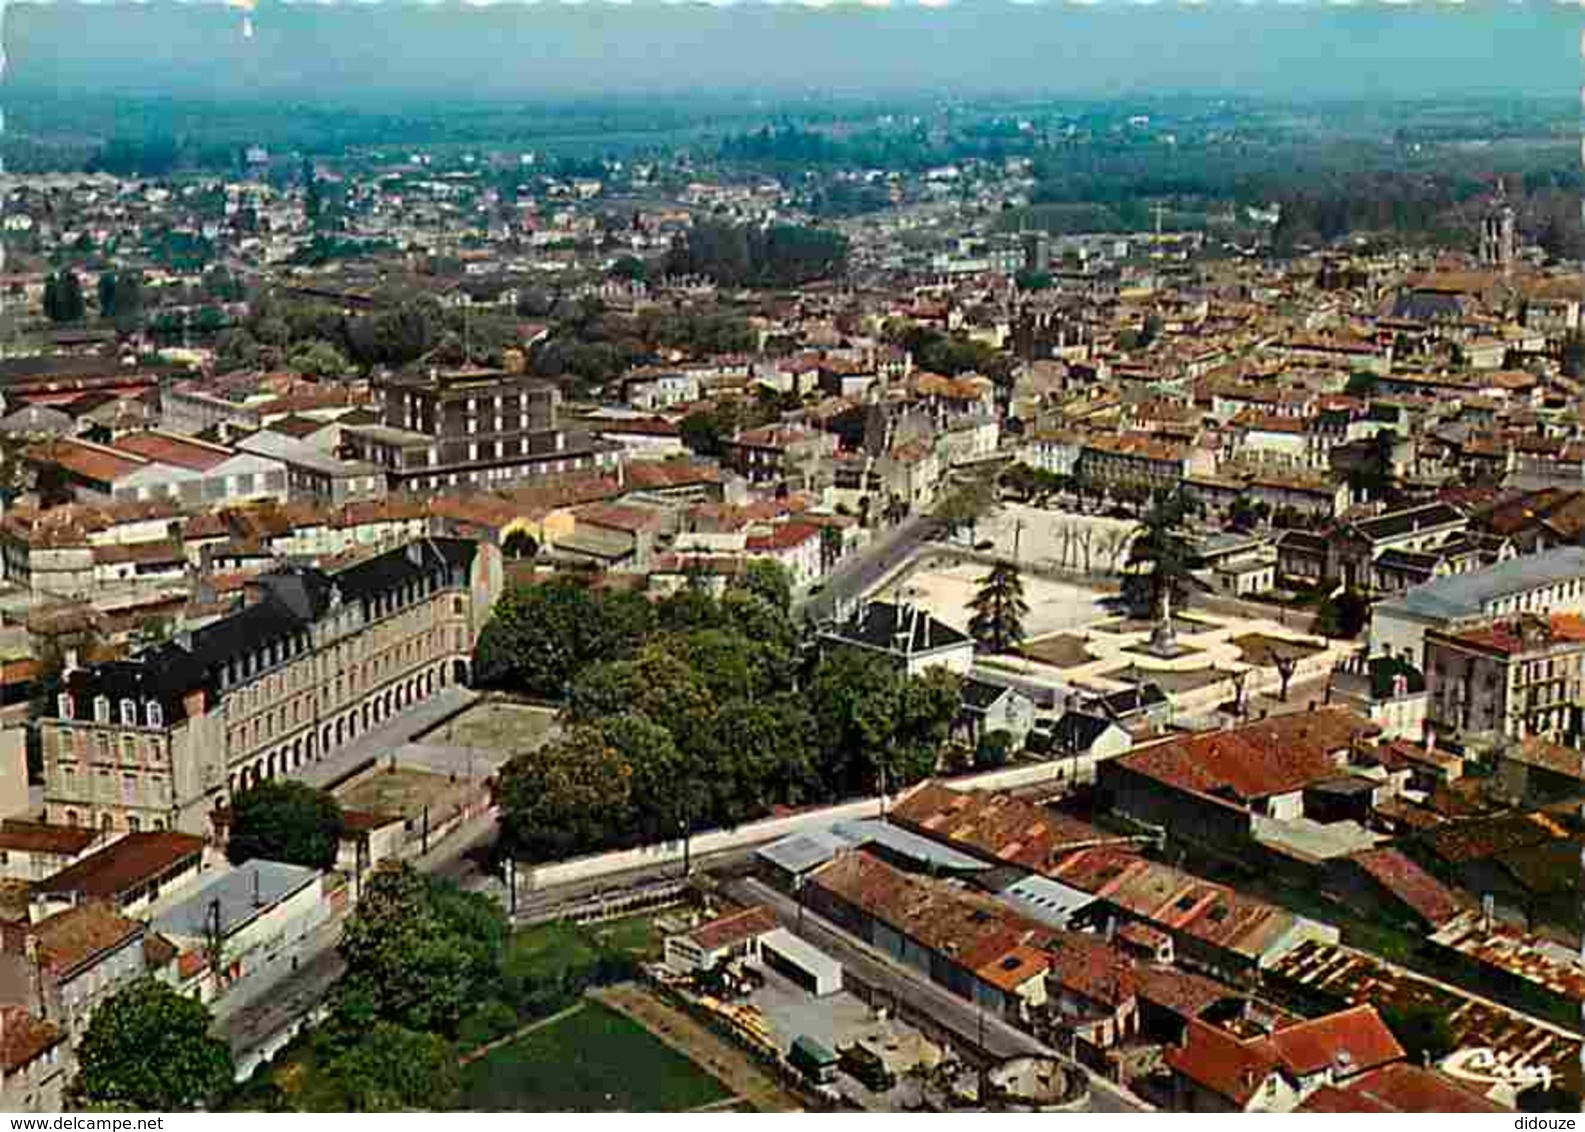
[746,966,945,1111]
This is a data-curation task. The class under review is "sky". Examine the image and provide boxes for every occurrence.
[6,1,1581,102]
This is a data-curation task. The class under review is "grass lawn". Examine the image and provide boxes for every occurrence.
[506,921,604,980]
[592,914,665,959]
[460,1002,729,1111]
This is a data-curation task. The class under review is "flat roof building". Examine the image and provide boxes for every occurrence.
[1371,545,1585,666]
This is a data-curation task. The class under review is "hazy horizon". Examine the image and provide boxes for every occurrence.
[6,2,1579,103]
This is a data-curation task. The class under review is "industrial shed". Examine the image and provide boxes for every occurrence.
[758,927,842,996]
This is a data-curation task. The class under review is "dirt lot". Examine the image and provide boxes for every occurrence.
[420,698,561,754]
[335,765,457,820]
[1230,632,1324,667]
[593,984,804,1113]
[1021,633,1095,669]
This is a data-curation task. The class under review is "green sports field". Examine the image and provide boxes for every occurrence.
[459,1001,729,1112]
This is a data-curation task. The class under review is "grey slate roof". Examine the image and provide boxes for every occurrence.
[59,538,477,724]
[833,818,992,874]
[153,859,321,942]
[755,829,851,876]
[1351,502,1465,544]
[1381,546,1585,622]
[824,600,971,657]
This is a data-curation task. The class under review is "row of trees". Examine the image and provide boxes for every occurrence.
[662,220,849,288]
[479,565,963,863]
[215,286,757,392]
[528,299,757,395]
[42,266,240,335]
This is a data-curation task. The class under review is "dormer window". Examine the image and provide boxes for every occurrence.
[93,696,110,724]
[57,693,73,720]
[119,699,137,727]
[146,701,163,729]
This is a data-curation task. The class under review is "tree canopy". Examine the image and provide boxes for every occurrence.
[968,561,1029,654]
[663,220,848,287]
[473,576,656,697]
[487,573,961,863]
[226,780,345,870]
[337,863,508,1037]
[73,978,234,1111]
[1123,490,1204,619]
[326,1023,461,1112]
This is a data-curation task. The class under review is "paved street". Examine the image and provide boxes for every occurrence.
[297,685,478,790]
[801,515,943,622]
[730,877,1151,1113]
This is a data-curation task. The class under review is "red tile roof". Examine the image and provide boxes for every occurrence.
[0,1005,63,1074]
[1130,964,1239,1020]
[28,902,143,977]
[1166,1019,1282,1107]
[0,659,41,688]
[112,430,233,472]
[686,906,778,953]
[623,460,723,492]
[1116,709,1375,803]
[1267,1004,1404,1079]
[746,521,823,553]
[40,832,204,903]
[1298,1064,1506,1113]
[1439,614,1585,658]
[1044,933,1134,1006]
[25,438,146,485]
[176,949,209,980]
[1348,847,1469,928]
[889,782,1123,873]
[0,820,96,857]
[975,942,1051,992]
[810,851,1056,982]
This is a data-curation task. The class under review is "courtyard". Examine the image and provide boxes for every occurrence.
[415,697,561,754]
